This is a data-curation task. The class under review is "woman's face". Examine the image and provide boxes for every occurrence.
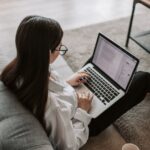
[49,43,61,64]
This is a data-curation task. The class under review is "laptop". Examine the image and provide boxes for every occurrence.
[78,33,139,118]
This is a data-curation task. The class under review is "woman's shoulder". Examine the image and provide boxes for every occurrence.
[50,68,63,80]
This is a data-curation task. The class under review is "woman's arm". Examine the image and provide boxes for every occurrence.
[45,96,92,150]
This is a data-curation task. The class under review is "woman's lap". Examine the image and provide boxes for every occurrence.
[89,71,150,136]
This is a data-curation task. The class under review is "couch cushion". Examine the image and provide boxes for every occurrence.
[0,81,53,150]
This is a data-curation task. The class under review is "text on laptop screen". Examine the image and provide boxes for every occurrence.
[92,36,137,90]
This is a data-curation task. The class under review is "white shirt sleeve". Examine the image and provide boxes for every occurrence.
[45,95,92,150]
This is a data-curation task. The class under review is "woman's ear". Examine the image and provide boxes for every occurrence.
[50,50,60,64]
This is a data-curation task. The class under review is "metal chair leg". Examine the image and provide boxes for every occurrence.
[125,1,136,47]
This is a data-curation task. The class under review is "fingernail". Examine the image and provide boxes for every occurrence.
[79,77,86,81]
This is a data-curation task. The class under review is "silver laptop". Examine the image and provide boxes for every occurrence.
[79,33,139,118]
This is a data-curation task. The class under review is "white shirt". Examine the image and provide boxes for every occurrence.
[45,70,92,150]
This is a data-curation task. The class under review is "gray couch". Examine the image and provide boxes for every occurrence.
[0,81,53,150]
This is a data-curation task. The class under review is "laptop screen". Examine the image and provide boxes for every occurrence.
[92,34,138,90]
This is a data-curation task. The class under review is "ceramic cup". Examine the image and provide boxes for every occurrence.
[122,143,140,150]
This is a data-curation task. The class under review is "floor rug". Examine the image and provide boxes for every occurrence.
[63,14,150,150]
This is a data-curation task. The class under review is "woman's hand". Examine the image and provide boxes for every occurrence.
[77,92,93,113]
[66,72,90,87]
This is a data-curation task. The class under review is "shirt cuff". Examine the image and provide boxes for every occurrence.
[74,108,92,125]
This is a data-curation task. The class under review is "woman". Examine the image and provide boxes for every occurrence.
[0,15,150,150]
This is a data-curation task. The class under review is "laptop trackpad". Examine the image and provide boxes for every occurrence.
[89,96,105,118]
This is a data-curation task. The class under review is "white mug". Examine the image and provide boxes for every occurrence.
[122,143,140,150]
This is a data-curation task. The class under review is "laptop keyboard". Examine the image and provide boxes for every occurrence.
[83,67,119,105]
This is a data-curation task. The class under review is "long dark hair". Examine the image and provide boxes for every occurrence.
[0,15,63,130]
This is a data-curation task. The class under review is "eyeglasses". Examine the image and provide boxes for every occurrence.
[55,45,68,55]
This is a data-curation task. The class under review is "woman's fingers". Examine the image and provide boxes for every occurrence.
[87,92,94,102]
[78,71,90,77]
[77,92,93,101]
[78,72,90,83]
[77,91,93,112]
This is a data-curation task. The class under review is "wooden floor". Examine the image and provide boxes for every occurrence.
[0,0,148,30]
[0,0,149,76]
[0,0,149,73]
